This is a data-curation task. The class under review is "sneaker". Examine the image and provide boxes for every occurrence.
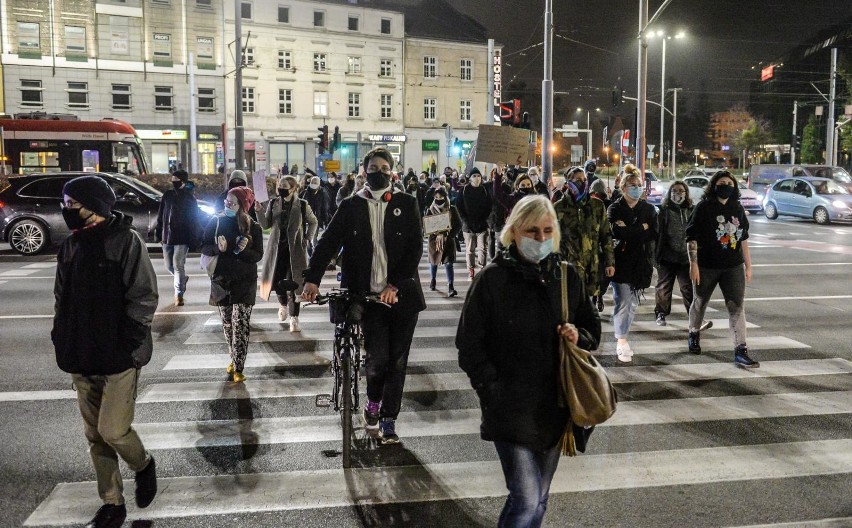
[232,371,246,383]
[85,504,126,528]
[277,304,288,322]
[656,313,667,326]
[734,345,760,368]
[448,283,458,298]
[289,316,301,333]
[379,418,400,445]
[699,320,714,331]
[468,267,475,279]
[429,279,437,291]
[596,296,604,313]
[363,400,380,429]
[134,456,157,508]
[688,331,701,354]
[616,342,633,363]
[174,296,184,307]
[226,362,235,375]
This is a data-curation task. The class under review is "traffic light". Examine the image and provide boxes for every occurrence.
[317,125,329,155]
[499,99,521,126]
[612,86,623,108]
[332,126,341,154]
[793,133,802,150]
[519,112,531,130]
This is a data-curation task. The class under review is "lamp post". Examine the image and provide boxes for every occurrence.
[649,30,684,178]
[575,107,600,160]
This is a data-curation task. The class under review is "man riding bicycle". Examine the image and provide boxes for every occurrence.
[302,147,425,445]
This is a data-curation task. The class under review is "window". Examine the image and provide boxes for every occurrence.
[17,22,41,58]
[67,81,88,108]
[423,56,436,79]
[278,89,292,115]
[313,10,324,27]
[197,88,215,112]
[460,100,472,122]
[196,0,212,7]
[460,58,473,81]
[197,36,214,64]
[64,26,86,57]
[20,80,43,108]
[152,0,170,5]
[111,84,131,110]
[278,6,289,23]
[348,92,361,118]
[154,86,173,110]
[423,97,436,121]
[380,58,393,77]
[152,33,172,65]
[240,1,252,19]
[243,47,255,66]
[348,16,359,31]
[313,91,328,116]
[380,18,391,34]
[242,87,255,113]
[348,56,361,74]
[380,94,393,119]
[278,50,292,69]
[313,53,327,72]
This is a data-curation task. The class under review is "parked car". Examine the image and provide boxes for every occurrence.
[680,175,763,213]
[748,164,852,199]
[763,177,852,225]
[682,168,724,178]
[644,170,666,205]
[0,172,213,255]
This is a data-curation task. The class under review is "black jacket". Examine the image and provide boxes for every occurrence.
[155,186,200,247]
[456,184,493,233]
[656,202,693,265]
[304,190,426,316]
[607,197,657,288]
[52,213,159,375]
[201,214,264,306]
[457,249,601,450]
[301,187,329,227]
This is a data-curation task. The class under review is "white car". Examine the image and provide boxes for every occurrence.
[682,175,763,213]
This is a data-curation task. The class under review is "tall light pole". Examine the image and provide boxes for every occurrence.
[670,87,681,174]
[636,0,649,176]
[541,0,554,181]
[234,0,245,171]
[576,107,600,160]
[649,30,684,178]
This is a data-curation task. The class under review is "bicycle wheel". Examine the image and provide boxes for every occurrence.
[340,351,353,469]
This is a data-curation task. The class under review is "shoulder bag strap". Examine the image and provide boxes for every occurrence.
[560,261,569,322]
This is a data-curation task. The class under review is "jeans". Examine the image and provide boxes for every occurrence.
[162,244,189,297]
[463,231,488,268]
[494,441,561,528]
[362,304,419,419]
[689,264,747,346]
[654,260,692,316]
[611,281,640,339]
[429,263,455,285]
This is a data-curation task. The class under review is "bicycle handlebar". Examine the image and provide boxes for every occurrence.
[312,289,391,308]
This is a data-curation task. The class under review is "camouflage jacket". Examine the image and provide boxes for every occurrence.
[554,193,614,296]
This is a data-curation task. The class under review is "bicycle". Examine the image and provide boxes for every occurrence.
[311,289,386,468]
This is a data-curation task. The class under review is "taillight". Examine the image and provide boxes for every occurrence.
[0,201,5,208]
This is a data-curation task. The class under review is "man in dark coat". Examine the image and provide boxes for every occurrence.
[155,169,199,305]
[456,167,493,278]
[53,176,159,528]
[303,148,425,446]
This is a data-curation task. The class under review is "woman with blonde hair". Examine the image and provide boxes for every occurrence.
[457,194,600,528]
[256,175,318,332]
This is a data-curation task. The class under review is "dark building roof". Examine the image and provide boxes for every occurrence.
[317,0,489,44]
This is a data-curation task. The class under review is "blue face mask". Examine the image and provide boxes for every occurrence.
[518,235,554,263]
[223,207,237,218]
[626,186,644,200]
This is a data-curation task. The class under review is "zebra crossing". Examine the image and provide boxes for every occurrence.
[22,247,852,527]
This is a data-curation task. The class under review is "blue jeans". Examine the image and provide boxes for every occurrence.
[429,263,455,284]
[162,244,189,297]
[611,281,639,339]
[494,441,561,528]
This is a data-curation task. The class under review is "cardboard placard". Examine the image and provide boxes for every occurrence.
[252,169,269,203]
[423,212,451,235]
[474,124,532,165]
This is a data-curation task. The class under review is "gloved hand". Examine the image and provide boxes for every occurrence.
[217,235,228,252]
[234,235,250,254]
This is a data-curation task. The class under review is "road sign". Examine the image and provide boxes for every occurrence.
[694,148,701,156]
[561,123,578,138]
[648,144,655,152]
[571,145,583,163]
[323,159,340,172]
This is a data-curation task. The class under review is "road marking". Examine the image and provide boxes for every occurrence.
[24,439,852,525]
[184,325,458,345]
[21,263,56,269]
[728,518,852,528]
[129,391,852,449]
[602,318,758,333]
[0,269,38,276]
[608,358,852,384]
[750,262,852,267]
[0,390,75,402]
[203,310,464,326]
[711,295,852,302]
[596,335,810,355]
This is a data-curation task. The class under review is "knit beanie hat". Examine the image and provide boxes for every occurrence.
[62,176,116,218]
[229,169,248,187]
[173,169,189,183]
[468,167,482,177]
[589,178,607,196]
[227,186,255,213]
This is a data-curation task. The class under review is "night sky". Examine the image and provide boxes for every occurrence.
[450,0,852,114]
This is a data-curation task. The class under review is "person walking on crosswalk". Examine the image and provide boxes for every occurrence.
[303,147,425,445]
[425,186,462,297]
[202,187,264,383]
[685,170,759,368]
[457,195,601,528]
[257,175,318,333]
[456,167,493,279]
[155,168,200,306]
[53,176,159,528]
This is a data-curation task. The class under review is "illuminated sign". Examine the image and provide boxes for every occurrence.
[368,134,406,142]
[761,65,775,81]
[492,49,502,108]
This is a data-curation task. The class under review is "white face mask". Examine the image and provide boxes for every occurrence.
[670,191,686,205]
[328,178,336,185]
[309,182,320,190]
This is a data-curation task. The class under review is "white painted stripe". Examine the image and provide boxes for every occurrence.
[0,311,216,320]
[729,518,852,528]
[750,262,852,267]
[0,390,75,402]
[608,358,852,384]
[711,295,852,302]
[21,263,56,268]
[596,335,810,356]
[0,280,6,285]
[601,318,758,333]
[24,439,852,525]
[203,310,463,326]
[131,391,852,448]
[0,269,38,276]
[0,314,53,319]
[162,347,457,371]
[184,325,457,345]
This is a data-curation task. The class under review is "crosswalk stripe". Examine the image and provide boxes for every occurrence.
[24,439,852,525]
[0,390,75,402]
[601,318,758,333]
[596,335,810,355]
[131,391,852,449]
[728,518,852,528]
[607,358,852,383]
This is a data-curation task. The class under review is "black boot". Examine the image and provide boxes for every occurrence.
[429,278,437,291]
[688,332,701,354]
[734,344,760,368]
[448,283,458,297]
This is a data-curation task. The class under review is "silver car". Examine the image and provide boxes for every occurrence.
[763,177,852,225]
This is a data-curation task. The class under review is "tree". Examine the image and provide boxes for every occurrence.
[800,114,822,164]
[733,118,772,167]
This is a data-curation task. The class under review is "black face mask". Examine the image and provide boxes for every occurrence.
[366,171,390,190]
[519,187,533,195]
[716,185,735,199]
[172,181,184,190]
[434,198,446,205]
[278,188,291,199]
[62,207,92,230]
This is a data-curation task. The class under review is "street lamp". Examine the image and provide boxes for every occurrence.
[575,107,600,160]
[649,30,685,178]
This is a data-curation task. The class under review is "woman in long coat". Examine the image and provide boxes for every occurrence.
[257,175,318,332]
[426,187,462,297]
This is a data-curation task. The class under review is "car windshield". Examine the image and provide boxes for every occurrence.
[813,180,849,195]
[831,168,851,183]
[113,175,162,200]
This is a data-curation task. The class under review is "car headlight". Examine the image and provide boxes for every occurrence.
[199,204,216,215]
[831,200,849,209]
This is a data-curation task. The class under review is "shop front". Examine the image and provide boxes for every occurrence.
[136,129,186,174]
[268,142,306,176]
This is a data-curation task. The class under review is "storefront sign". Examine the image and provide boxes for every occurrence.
[368,134,406,143]
[198,133,219,140]
[492,49,502,108]
[761,65,775,81]
[110,16,128,55]
[422,139,439,151]
[136,129,188,140]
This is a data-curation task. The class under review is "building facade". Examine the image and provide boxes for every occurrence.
[0,0,227,174]
[706,106,753,166]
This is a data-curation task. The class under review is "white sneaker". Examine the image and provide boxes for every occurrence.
[289,316,301,333]
[277,305,288,322]
[699,320,714,331]
[616,342,633,363]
